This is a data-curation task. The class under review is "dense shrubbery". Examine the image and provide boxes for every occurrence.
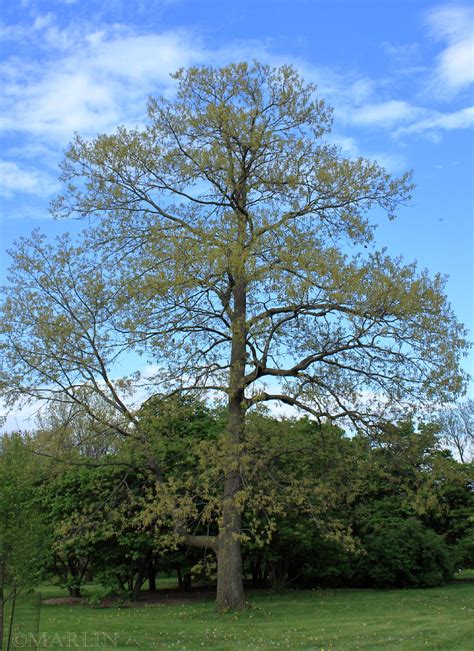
[358,520,453,588]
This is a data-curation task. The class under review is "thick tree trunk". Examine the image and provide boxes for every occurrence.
[215,263,247,611]
[131,576,143,602]
[216,473,245,609]
[171,214,249,611]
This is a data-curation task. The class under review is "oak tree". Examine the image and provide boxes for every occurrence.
[0,62,468,609]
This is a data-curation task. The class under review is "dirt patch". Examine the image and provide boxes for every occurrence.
[41,587,217,608]
[42,597,83,606]
[98,587,216,608]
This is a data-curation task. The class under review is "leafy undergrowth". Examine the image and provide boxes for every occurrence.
[25,578,473,650]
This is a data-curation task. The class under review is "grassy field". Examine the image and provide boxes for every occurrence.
[4,577,474,650]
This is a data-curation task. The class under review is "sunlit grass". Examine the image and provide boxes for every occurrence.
[24,578,473,650]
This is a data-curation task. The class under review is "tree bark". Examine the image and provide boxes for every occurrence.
[216,474,245,609]
[148,561,157,592]
[215,263,247,611]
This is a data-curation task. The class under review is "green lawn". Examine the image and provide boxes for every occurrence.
[5,579,474,650]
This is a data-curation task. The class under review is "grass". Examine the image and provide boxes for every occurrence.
[4,578,474,650]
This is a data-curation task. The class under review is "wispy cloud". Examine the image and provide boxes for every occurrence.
[426,4,474,98]
[0,399,41,432]
[349,100,426,128]
[345,99,474,141]
[0,160,60,198]
[0,18,205,144]
[0,7,472,205]
[396,106,474,137]
[383,41,421,62]
[0,15,379,147]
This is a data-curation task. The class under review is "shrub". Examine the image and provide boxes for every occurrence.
[359,519,453,588]
[452,530,474,570]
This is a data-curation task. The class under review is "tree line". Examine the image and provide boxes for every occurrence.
[1,398,472,616]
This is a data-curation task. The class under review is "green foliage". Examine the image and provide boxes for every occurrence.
[1,409,473,602]
[0,433,49,590]
[241,418,472,590]
[452,531,474,569]
[239,415,359,588]
[39,462,158,598]
[359,519,453,588]
[350,422,473,541]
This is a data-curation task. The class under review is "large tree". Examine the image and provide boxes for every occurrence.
[0,62,468,609]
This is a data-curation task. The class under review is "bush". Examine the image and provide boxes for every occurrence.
[359,519,453,588]
[452,530,474,570]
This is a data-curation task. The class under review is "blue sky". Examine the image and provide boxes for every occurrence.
[0,0,473,397]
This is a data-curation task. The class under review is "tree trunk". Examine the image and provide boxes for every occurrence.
[216,476,245,609]
[6,587,16,651]
[148,561,157,592]
[182,573,192,592]
[131,552,151,601]
[131,576,143,602]
[215,263,247,611]
[250,555,267,588]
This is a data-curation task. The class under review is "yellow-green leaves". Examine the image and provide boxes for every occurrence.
[0,63,469,574]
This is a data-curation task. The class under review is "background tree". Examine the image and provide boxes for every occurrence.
[240,415,359,590]
[0,434,49,648]
[242,418,472,590]
[0,62,469,610]
[358,519,452,589]
[437,400,474,463]
[35,392,122,461]
[39,463,158,600]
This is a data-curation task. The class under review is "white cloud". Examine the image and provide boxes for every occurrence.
[0,17,380,152]
[0,20,205,144]
[349,100,426,127]
[342,96,474,140]
[328,134,360,157]
[0,9,472,208]
[92,33,196,80]
[370,151,409,174]
[326,133,408,173]
[0,399,41,432]
[383,41,420,61]
[396,106,474,136]
[0,160,60,198]
[32,14,55,31]
[426,5,474,97]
